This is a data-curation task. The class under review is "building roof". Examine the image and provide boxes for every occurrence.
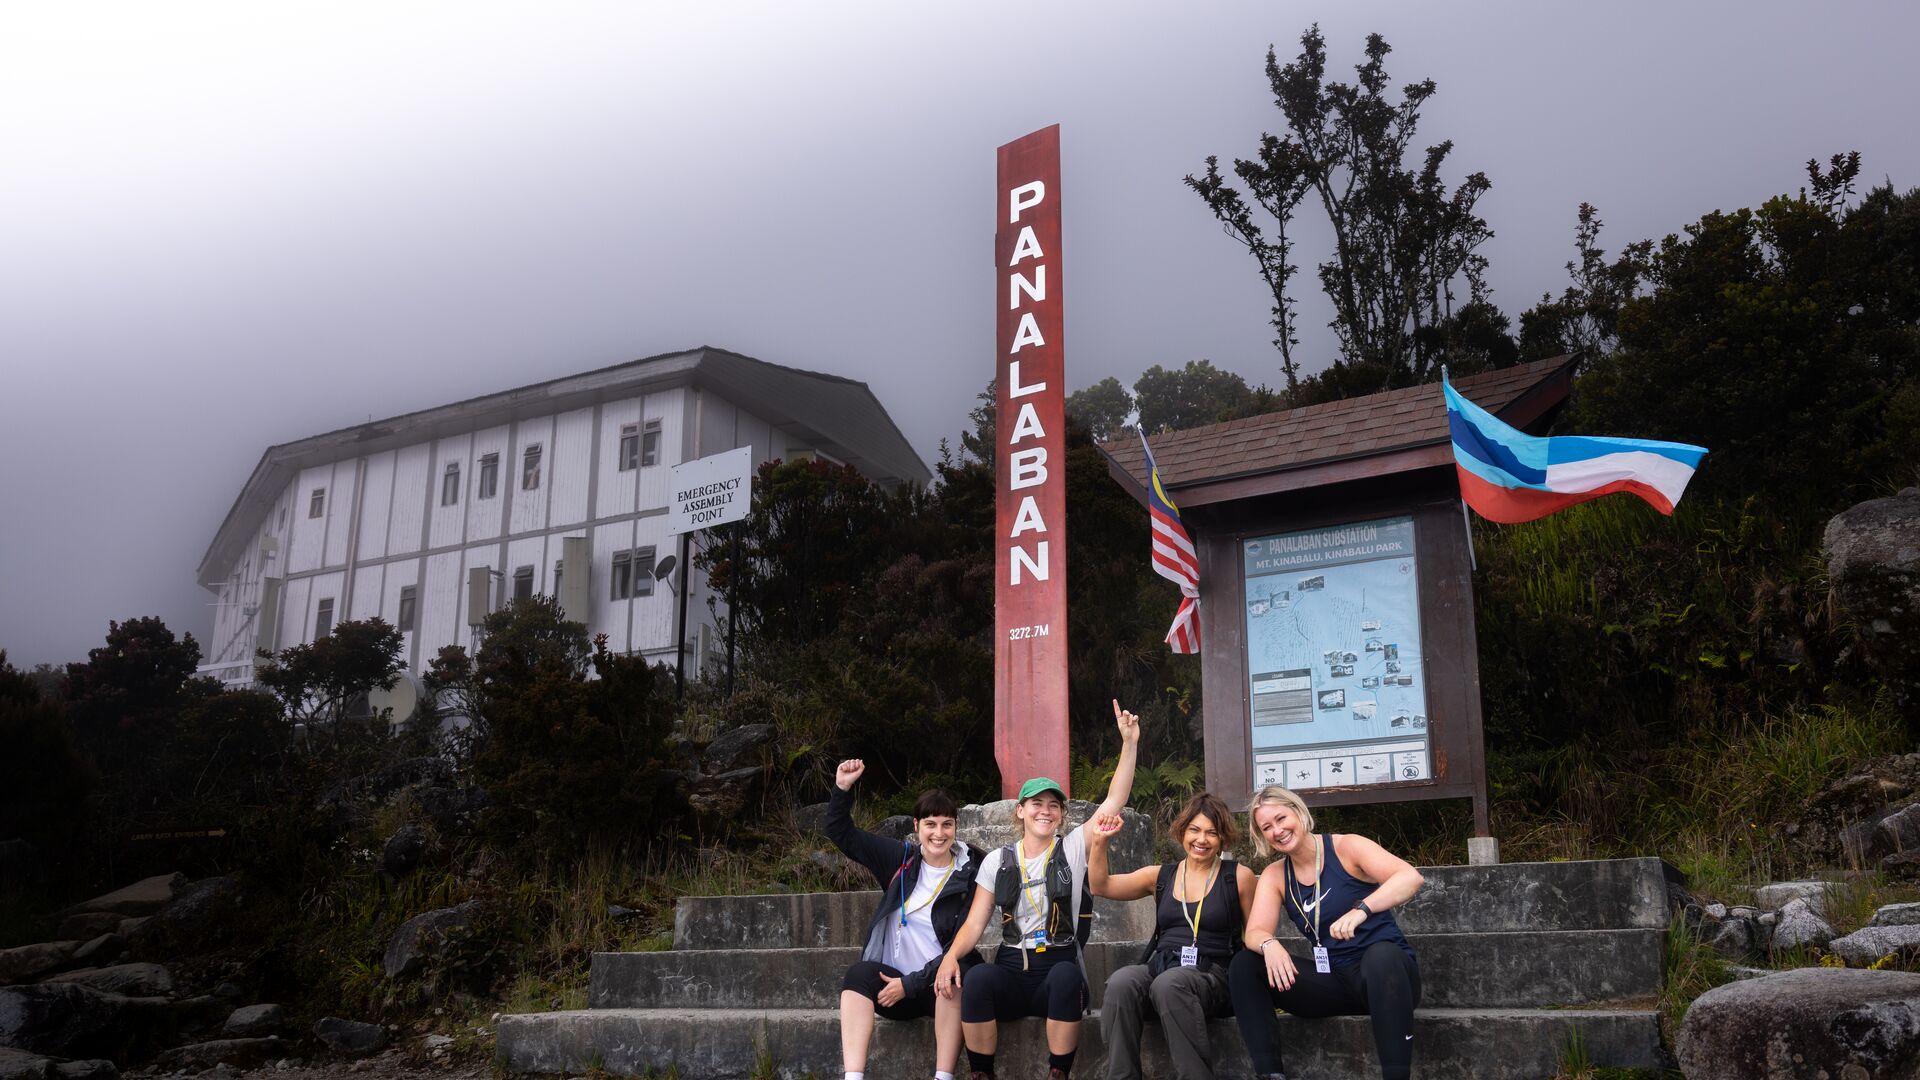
[1101,357,1574,510]
[198,346,931,588]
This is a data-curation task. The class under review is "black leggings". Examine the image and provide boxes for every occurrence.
[960,948,1085,1023]
[1227,941,1421,1080]
[842,959,935,1021]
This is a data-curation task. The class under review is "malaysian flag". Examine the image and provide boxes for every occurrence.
[1140,430,1201,653]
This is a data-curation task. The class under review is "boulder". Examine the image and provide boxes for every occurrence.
[789,801,830,837]
[957,800,1155,873]
[0,1048,118,1080]
[60,874,186,918]
[701,723,777,772]
[1874,903,1920,927]
[684,765,765,818]
[1831,925,1920,967]
[41,964,173,998]
[1677,967,1920,1079]
[65,938,120,970]
[1886,851,1920,882]
[311,1017,385,1058]
[380,825,427,878]
[874,815,915,842]
[1703,915,1757,961]
[1770,898,1835,952]
[0,944,77,986]
[51,916,119,944]
[147,876,238,937]
[1825,488,1920,699]
[382,900,483,980]
[0,983,175,1061]
[221,1004,284,1037]
[1754,880,1837,916]
[1877,802,1920,860]
[153,1036,286,1070]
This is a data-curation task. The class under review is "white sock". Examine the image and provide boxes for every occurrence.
[846,1073,863,1080]
[936,1073,956,1080]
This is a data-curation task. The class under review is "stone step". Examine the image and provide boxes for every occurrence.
[672,857,1678,949]
[497,1004,1668,1080]
[592,928,1662,1011]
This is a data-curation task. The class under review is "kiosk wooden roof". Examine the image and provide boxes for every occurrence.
[1101,357,1573,509]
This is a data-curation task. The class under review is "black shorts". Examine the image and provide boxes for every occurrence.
[959,944,1086,1023]
[843,959,937,1020]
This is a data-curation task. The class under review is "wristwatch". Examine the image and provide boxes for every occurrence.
[1352,900,1374,918]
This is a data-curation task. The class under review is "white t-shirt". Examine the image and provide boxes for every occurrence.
[883,860,954,972]
[973,825,1089,944]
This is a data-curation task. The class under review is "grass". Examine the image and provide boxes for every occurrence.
[1659,912,1731,1039]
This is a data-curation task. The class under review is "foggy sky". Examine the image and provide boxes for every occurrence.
[4,1,1917,669]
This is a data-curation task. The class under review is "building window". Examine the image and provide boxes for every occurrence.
[513,565,534,603]
[641,420,662,466]
[522,445,542,491]
[478,453,499,499]
[441,463,461,506]
[612,547,657,600]
[631,545,656,596]
[619,424,639,471]
[315,598,335,639]
[309,488,326,518]
[397,586,416,632]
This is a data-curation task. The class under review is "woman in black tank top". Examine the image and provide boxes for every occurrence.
[1088,791,1256,1080]
[1229,784,1426,1080]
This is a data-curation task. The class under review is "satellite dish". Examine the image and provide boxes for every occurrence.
[366,673,420,726]
[652,554,678,581]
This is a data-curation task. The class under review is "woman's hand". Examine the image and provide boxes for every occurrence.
[835,759,864,791]
[1112,699,1140,744]
[1261,938,1298,991]
[877,972,905,1006]
[935,954,962,999]
[1329,906,1367,941]
[1091,811,1125,838]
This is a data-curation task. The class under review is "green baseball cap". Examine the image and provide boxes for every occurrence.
[1018,777,1066,802]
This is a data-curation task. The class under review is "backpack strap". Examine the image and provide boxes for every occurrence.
[994,844,1022,945]
[1136,861,1180,964]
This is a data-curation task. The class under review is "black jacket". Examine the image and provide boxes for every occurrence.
[824,785,983,996]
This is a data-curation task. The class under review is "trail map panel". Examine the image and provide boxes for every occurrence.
[1243,516,1432,792]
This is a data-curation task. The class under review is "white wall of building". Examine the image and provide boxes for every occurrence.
[212,387,790,680]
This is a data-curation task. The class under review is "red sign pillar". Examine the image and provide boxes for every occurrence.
[994,125,1070,798]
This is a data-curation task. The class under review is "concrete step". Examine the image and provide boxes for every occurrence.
[671,857,1679,949]
[592,928,1662,1011]
[497,1004,1668,1080]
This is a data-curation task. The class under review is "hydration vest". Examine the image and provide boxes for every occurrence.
[992,840,1093,949]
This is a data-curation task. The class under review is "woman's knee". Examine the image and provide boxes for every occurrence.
[1147,965,1204,1006]
[842,959,885,996]
[1044,961,1083,1018]
[1105,962,1151,1004]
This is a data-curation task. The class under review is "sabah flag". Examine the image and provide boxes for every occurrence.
[1140,431,1201,653]
[1444,373,1708,525]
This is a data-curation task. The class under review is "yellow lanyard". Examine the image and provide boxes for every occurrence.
[1179,859,1220,942]
[1020,838,1057,924]
[1284,834,1324,946]
[901,861,955,925]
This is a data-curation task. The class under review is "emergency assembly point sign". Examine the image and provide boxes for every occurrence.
[668,446,753,536]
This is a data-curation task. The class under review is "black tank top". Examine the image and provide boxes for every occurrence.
[1153,859,1237,960]
[1281,834,1416,969]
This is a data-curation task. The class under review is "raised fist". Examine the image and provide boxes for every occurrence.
[835,759,865,791]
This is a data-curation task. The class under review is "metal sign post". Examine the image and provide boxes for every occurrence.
[667,446,756,697]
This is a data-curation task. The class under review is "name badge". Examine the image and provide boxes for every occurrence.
[1179,945,1198,968]
[1312,946,1331,974]
[1030,929,1048,949]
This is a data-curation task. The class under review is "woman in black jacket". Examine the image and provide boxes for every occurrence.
[825,758,982,1080]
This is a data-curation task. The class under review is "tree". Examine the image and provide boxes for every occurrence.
[0,652,91,861]
[254,618,404,744]
[1133,360,1256,434]
[1573,157,1920,512]
[1517,204,1651,366]
[1188,26,1495,396]
[1065,377,1134,442]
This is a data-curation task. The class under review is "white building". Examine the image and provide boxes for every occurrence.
[196,346,929,688]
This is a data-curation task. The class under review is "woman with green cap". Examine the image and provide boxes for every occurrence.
[932,700,1140,1080]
